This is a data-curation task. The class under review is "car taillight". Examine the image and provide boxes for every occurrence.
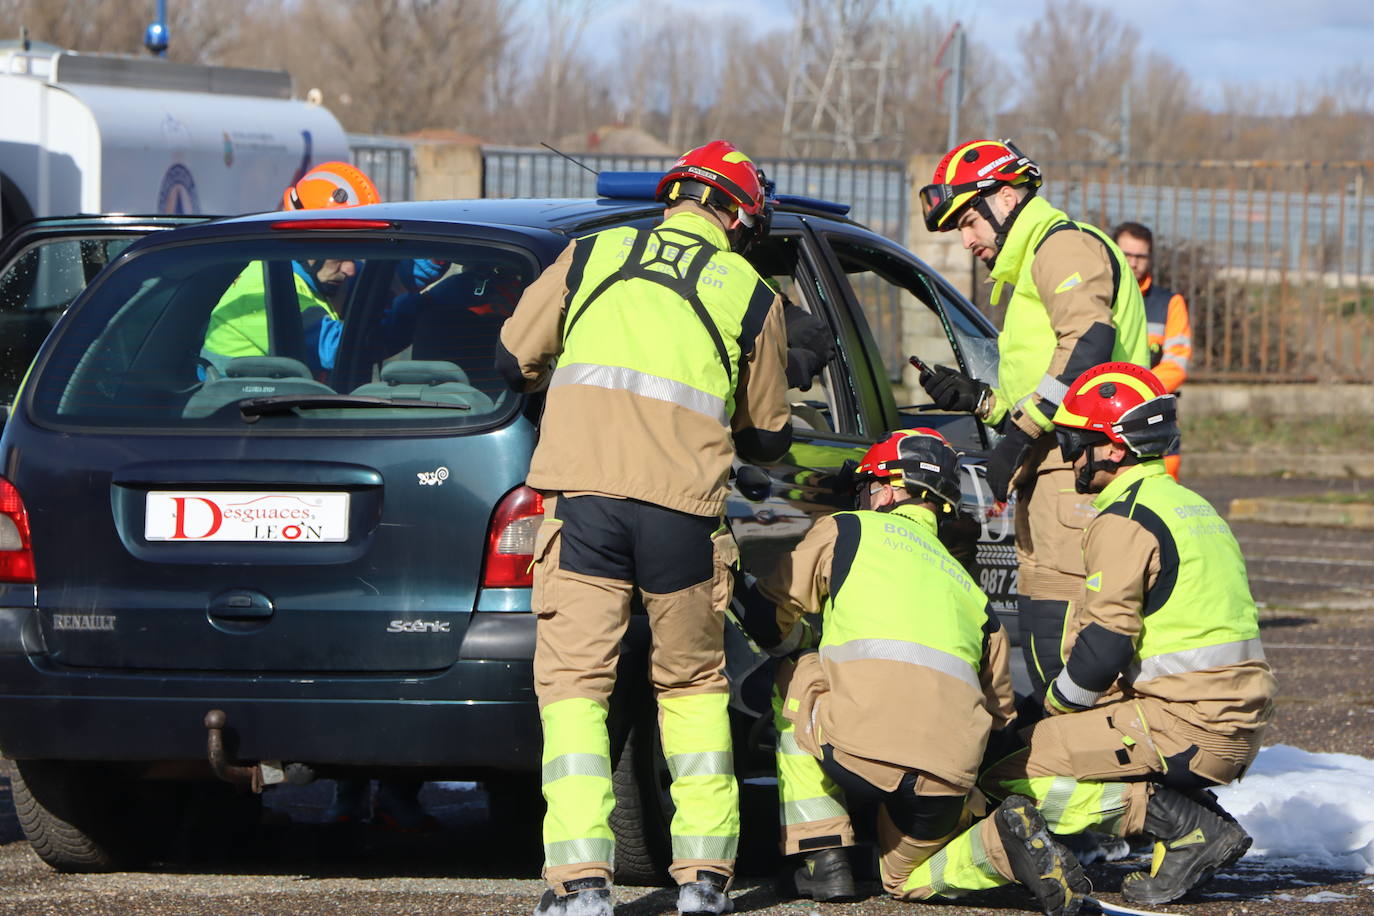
[0,478,35,583]
[481,485,544,588]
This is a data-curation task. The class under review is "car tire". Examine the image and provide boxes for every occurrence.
[610,702,673,887]
[9,760,143,873]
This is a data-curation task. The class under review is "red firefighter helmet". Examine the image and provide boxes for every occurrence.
[919,139,1042,232]
[855,427,962,509]
[282,161,382,211]
[656,140,765,226]
[1052,362,1178,459]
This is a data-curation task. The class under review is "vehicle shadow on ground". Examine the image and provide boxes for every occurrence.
[1,772,1364,911]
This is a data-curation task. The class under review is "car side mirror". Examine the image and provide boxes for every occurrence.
[735,464,772,502]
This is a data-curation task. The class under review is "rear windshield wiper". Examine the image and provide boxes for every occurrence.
[238,394,472,419]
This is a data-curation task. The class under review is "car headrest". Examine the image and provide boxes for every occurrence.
[223,356,313,379]
[379,360,469,386]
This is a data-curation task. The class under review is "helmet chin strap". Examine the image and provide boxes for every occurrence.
[1074,445,1123,494]
[972,188,1037,267]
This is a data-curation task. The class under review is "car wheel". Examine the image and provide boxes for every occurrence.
[9,760,145,872]
[610,701,673,887]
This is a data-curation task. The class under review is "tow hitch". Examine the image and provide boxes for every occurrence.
[203,709,304,792]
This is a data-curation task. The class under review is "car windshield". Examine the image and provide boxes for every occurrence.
[28,236,535,431]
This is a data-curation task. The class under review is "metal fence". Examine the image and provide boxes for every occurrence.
[1043,161,1374,381]
[348,134,415,203]
[365,139,1374,381]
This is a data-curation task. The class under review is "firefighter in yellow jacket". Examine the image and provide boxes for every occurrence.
[1114,221,1193,480]
[980,362,1277,907]
[497,140,792,916]
[737,429,1089,916]
[916,139,1149,707]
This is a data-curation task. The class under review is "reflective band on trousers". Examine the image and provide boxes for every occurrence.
[1052,667,1103,709]
[1130,637,1266,682]
[672,834,739,861]
[1148,322,1166,336]
[667,750,733,780]
[821,638,980,690]
[545,836,615,867]
[1164,334,1191,349]
[1035,373,1070,406]
[550,362,727,424]
[543,752,612,784]
[783,795,848,826]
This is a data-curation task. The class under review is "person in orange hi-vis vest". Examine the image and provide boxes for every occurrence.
[1113,222,1192,480]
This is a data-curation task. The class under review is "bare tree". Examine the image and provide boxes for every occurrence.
[0,0,143,53]
[1130,51,1194,161]
[1016,0,1138,160]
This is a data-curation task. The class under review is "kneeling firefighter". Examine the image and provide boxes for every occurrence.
[737,429,1089,916]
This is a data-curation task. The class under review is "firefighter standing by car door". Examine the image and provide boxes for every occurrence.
[1113,221,1193,480]
[916,140,1149,706]
[497,140,792,916]
[737,429,1089,916]
[980,361,1276,907]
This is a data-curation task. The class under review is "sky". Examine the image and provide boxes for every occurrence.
[577,0,1374,109]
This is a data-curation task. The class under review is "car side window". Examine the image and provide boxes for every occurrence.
[823,234,993,450]
[0,235,135,403]
[745,233,861,437]
[825,236,959,375]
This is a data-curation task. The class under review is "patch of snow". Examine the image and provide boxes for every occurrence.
[1302,891,1354,902]
[1215,744,1374,873]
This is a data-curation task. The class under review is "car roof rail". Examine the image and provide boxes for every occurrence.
[596,171,851,218]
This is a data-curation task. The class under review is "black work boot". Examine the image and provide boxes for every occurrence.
[1121,786,1252,906]
[677,869,732,915]
[994,795,1089,916]
[532,876,613,916]
[779,847,858,901]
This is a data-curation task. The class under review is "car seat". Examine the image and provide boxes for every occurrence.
[350,360,494,411]
[182,355,335,418]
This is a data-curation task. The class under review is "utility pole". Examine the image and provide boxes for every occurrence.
[935,22,966,150]
[1120,81,1132,160]
[781,0,903,159]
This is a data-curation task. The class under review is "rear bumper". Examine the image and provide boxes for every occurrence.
[0,692,541,768]
[0,611,543,770]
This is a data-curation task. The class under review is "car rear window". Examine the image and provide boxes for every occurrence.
[28,236,535,431]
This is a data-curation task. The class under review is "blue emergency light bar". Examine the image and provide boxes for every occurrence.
[596,171,852,218]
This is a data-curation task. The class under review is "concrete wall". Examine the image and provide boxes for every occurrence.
[412,140,483,201]
[1184,383,1374,417]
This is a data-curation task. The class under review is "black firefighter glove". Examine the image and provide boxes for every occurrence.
[985,425,1035,502]
[920,363,991,413]
[783,303,835,391]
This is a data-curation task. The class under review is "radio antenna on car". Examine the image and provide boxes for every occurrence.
[540,142,600,176]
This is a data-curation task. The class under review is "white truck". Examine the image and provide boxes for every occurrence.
[0,43,350,234]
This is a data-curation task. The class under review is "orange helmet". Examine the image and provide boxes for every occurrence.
[282,161,382,211]
[855,428,961,510]
[1052,363,1178,460]
[656,140,766,226]
[919,139,1041,233]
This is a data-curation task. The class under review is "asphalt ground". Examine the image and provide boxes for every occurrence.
[1,473,1372,915]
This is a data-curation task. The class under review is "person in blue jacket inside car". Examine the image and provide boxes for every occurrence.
[200,161,446,378]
